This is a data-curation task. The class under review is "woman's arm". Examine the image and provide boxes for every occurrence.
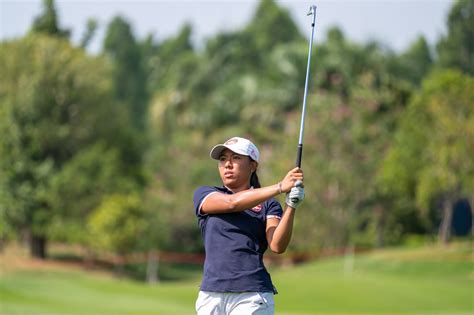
[201,167,303,215]
[266,205,296,254]
[200,184,281,214]
[266,180,305,254]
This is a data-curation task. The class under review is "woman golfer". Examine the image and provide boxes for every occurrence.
[193,136,305,314]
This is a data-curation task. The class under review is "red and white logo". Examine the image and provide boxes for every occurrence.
[251,204,262,213]
[224,138,238,145]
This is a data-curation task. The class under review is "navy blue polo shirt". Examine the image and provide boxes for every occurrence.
[193,186,283,293]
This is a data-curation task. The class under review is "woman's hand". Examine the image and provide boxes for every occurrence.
[280,167,304,193]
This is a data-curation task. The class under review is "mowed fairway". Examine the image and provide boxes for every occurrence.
[272,242,473,315]
[1,242,472,315]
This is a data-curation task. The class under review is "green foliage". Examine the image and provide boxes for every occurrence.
[1,0,471,258]
[143,1,471,250]
[46,143,132,244]
[317,27,352,95]
[145,0,307,136]
[158,23,193,61]
[380,70,474,241]
[0,35,141,255]
[80,18,98,49]
[396,36,433,85]
[246,0,303,53]
[414,70,474,208]
[104,16,148,131]
[30,0,70,38]
[0,35,104,240]
[88,193,147,255]
[383,70,473,208]
[436,0,474,75]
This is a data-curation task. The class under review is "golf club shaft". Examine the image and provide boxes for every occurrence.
[296,5,316,169]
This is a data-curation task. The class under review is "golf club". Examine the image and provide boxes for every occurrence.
[293,5,316,197]
[296,4,317,170]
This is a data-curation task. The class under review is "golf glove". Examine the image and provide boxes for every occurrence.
[285,185,305,209]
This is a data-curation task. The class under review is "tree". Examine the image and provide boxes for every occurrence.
[147,23,196,93]
[30,0,70,38]
[158,23,193,61]
[80,18,98,49]
[246,0,303,54]
[104,16,148,131]
[380,70,474,244]
[0,35,131,258]
[398,36,433,86]
[316,27,352,98]
[46,143,134,246]
[88,193,147,272]
[436,0,474,75]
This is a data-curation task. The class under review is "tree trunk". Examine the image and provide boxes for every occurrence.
[470,196,474,238]
[30,234,47,259]
[0,238,5,253]
[374,204,385,248]
[83,247,95,268]
[146,250,160,284]
[114,255,125,276]
[438,197,453,245]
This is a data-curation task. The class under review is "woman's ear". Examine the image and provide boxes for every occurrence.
[251,160,258,173]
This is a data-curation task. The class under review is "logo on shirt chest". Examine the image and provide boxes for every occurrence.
[250,204,263,213]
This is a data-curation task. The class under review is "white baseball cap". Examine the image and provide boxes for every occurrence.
[210,137,260,162]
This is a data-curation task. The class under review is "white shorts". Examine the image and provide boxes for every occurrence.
[195,291,275,315]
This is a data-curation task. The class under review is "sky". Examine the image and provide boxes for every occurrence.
[0,0,453,54]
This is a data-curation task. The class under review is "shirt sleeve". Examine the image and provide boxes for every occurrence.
[193,186,219,218]
[265,198,283,220]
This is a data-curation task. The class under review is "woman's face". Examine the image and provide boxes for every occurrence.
[218,149,257,189]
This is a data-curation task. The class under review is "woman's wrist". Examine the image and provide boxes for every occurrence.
[277,182,282,195]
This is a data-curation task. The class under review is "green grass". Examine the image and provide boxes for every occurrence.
[1,242,472,315]
[0,268,200,315]
[272,243,473,315]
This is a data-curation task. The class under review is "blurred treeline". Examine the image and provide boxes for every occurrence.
[0,0,473,269]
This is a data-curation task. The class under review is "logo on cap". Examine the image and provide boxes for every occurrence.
[224,138,238,145]
[249,148,257,161]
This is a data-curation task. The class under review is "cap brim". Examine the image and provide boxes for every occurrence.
[210,144,227,160]
[210,144,250,160]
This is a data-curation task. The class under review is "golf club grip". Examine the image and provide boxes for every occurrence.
[296,144,303,168]
[292,145,303,204]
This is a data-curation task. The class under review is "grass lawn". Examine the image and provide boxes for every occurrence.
[0,242,472,315]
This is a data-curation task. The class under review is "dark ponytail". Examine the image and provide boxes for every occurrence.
[250,171,261,188]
